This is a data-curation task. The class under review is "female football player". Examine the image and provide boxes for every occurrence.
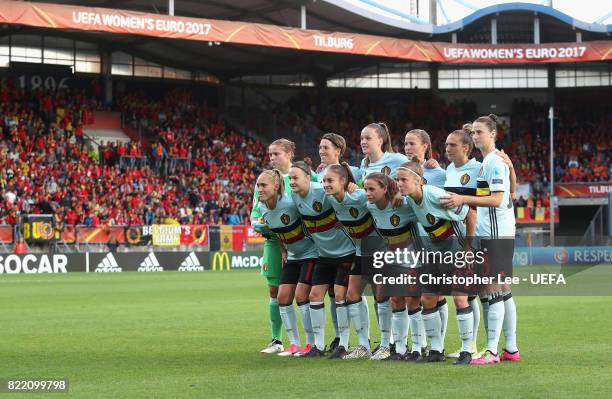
[322,163,386,358]
[251,139,317,354]
[364,173,423,361]
[289,161,356,358]
[316,133,363,352]
[396,159,477,364]
[440,114,520,365]
[256,170,318,356]
[360,123,408,179]
[443,124,483,360]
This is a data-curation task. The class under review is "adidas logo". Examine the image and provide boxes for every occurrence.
[95,253,122,272]
[138,252,164,272]
[178,251,204,272]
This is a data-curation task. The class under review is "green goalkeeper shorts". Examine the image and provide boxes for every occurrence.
[261,239,282,286]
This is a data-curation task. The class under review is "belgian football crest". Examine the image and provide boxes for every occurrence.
[313,201,323,212]
[390,214,400,227]
[478,167,484,177]
[349,207,359,218]
[280,214,290,225]
[381,166,391,175]
[422,177,428,184]
[426,213,436,225]
[460,173,470,185]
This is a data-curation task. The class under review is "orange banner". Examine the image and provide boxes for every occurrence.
[76,226,125,244]
[1,0,610,64]
[0,225,13,243]
[555,183,612,197]
[180,225,208,246]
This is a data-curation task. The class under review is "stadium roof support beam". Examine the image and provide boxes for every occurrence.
[168,0,174,16]
[491,17,497,44]
[534,16,540,44]
[429,0,437,25]
[301,5,306,29]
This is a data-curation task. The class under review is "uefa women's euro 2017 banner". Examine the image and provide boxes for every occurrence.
[555,183,612,197]
[0,0,610,64]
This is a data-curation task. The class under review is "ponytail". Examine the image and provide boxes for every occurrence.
[406,129,433,160]
[474,114,499,135]
[449,123,474,154]
[363,122,393,167]
[257,169,285,198]
[326,162,356,190]
[272,169,284,197]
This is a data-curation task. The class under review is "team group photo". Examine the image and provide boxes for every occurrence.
[0,0,610,398]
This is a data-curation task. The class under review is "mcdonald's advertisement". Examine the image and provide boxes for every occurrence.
[210,251,263,271]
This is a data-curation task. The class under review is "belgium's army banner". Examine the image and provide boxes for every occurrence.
[0,0,610,64]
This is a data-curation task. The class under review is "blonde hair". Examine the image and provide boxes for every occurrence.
[398,157,423,183]
[257,169,284,198]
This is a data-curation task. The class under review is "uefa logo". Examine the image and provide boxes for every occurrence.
[554,249,569,264]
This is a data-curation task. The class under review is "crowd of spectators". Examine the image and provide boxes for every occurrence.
[0,81,266,226]
[1,79,608,227]
[274,92,609,211]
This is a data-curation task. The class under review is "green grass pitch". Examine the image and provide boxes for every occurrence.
[1,269,611,398]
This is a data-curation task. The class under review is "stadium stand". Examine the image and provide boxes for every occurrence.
[0,81,266,226]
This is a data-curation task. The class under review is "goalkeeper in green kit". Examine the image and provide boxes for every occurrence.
[251,138,319,353]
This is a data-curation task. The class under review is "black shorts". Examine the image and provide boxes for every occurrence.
[351,255,375,276]
[420,258,454,295]
[311,254,355,287]
[280,258,317,285]
[479,238,515,280]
